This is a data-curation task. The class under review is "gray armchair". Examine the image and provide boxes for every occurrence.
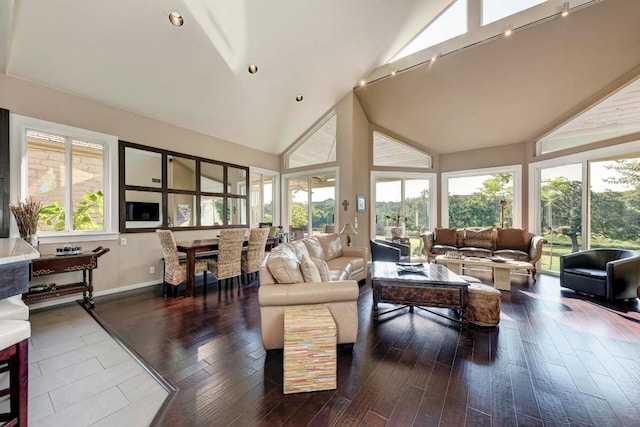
[370,239,410,262]
[560,248,640,300]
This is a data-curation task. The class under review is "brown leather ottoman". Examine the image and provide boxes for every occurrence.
[467,283,502,326]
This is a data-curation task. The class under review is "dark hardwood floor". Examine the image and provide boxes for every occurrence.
[90,271,640,426]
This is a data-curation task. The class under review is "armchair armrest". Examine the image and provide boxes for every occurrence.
[607,255,640,299]
[421,232,435,258]
[528,235,547,265]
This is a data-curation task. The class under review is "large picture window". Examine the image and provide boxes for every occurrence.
[11,114,118,242]
[442,166,521,229]
[530,142,640,273]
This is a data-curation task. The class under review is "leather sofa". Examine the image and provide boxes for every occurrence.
[421,227,546,277]
[258,233,367,350]
[560,248,640,300]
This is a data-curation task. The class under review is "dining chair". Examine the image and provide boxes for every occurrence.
[207,228,247,290]
[156,229,209,297]
[241,227,270,285]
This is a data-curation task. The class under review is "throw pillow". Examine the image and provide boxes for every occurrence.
[434,228,457,246]
[315,233,343,260]
[464,227,494,249]
[311,256,331,281]
[299,255,322,282]
[302,238,325,260]
[266,246,304,284]
[496,228,529,252]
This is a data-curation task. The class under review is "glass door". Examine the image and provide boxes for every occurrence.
[285,171,336,240]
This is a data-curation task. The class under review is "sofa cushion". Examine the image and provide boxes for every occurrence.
[459,247,493,258]
[434,228,458,246]
[266,247,304,284]
[311,257,331,281]
[464,228,494,250]
[494,249,529,262]
[564,267,607,279]
[315,233,343,261]
[288,240,311,261]
[302,237,325,260]
[299,255,322,282]
[496,228,529,252]
[432,245,458,256]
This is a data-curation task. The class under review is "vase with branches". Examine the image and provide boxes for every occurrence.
[9,196,42,246]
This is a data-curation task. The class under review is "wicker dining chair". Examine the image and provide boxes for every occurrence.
[207,228,247,289]
[156,229,209,297]
[241,227,270,284]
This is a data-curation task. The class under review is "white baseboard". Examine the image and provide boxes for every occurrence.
[27,280,160,311]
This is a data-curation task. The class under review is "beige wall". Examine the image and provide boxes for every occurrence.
[1,73,278,296]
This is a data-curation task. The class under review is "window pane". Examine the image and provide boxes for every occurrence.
[201,196,224,226]
[589,157,640,251]
[168,156,195,191]
[228,198,247,225]
[373,132,432,168]
[287,113,337,168]
[168,193,195,227]
[125,147,161,188]
[263,176,273,223]
[375,178,402,239]
[201,162,225,193]
[404,179,431,238]
[311,174,335,235]
[27,131,66,232]
[71,140,104,231]
[483,0,546,25]
[539,164,582,272]
[448,173,513,228]
[228,167,247,195]
[288,178,309,240]
[392,0,467,62]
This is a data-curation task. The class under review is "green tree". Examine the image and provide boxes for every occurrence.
[290,203,308,227]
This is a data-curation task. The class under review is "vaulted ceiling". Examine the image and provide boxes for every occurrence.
[1,0,639,157]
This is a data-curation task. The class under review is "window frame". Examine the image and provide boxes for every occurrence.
[284,111,337,169]
[249,166,280,227]
[441,164,522,228]
[10,114,119,244]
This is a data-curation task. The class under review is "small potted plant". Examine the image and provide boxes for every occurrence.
[385,212,407,238]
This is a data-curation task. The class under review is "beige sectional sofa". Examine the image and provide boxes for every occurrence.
[258,233,367,350]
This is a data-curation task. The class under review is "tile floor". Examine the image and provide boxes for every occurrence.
[16,303,167,426]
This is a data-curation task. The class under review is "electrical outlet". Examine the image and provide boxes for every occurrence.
[120,237,127,246]
[149,266,155,274]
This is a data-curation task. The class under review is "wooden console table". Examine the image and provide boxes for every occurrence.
[25,246,110,307]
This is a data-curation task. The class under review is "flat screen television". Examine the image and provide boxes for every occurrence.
[126,201,160,221]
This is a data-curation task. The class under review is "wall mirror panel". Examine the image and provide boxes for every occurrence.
[125,147,162,188]
[168,156,196,191]
[120,141,249,232]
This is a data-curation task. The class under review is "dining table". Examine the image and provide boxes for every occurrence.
[176,236,278,297]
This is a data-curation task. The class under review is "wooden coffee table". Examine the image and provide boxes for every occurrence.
[434,255,534,291]
[370,261,469,325]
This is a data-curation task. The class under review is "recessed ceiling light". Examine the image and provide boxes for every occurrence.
[168,12,184,27]
[296,95,304,102]
[505,24,513,36]
[248,64,259,74]
[359,80,366,87]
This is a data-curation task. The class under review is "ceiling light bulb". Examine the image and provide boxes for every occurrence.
[505,24,513,36]
[296,95,303,102]
[431,51,440,62]
[562,2,569,16]
[391,70,397,76]
[168,12,184,27]
[248,64,258,74]
[359,80,366,87]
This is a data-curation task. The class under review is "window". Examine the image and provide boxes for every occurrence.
[371,172,436,256]
[373,131,432,168]
[121,142,249,231]
[250,168,278,226]
[482,0,546,25]
[442,166,521,228]
[283,169,336,240]
[286,112,336,169]
[530,142,640,273]
[391,0,467,62]
[11,114,118,242]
